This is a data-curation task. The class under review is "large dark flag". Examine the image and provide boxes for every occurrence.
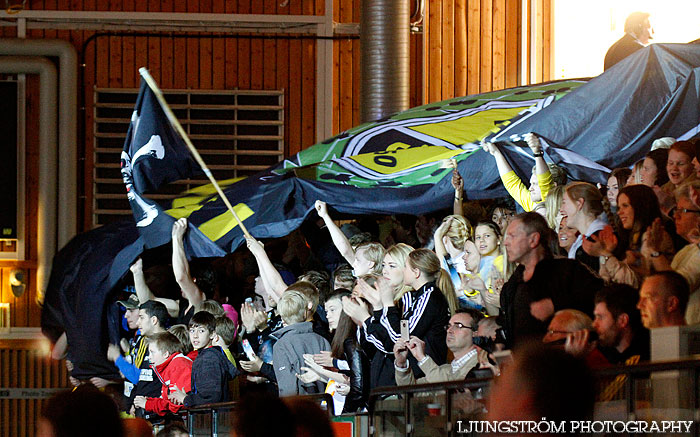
[41,220,143,378]
[488,43,700,183]
[121,79,224,257]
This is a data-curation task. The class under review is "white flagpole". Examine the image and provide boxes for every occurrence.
[138,67,253,240]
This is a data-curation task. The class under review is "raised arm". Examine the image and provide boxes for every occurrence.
[524,133,549,178]
[172,218,205,309]
[433,217,452,261]
[130,258,179,317]
[245,236,287,301]
[525,133,553,201]
[452,169,464,216]
[130,258,155,302]
[482,141,514,176]
[483,140,539,212]
[315,200,356,265]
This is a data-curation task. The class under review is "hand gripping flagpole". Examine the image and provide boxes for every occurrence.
[138,67,253,240]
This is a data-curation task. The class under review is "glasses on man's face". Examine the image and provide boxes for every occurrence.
[444,322,472,331]
[672,207,700,218]
[546,329,574,336]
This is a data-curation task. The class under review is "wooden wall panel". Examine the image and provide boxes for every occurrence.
[427,0,518,101]
[522,0,553,85]
[0,342,69,437]
[424,0,552,102]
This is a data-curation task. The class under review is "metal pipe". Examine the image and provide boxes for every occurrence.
[360,0,411,123]
[0,56,57,302]
[0,38,77,250]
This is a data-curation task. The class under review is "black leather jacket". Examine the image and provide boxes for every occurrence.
[341,338,371,413]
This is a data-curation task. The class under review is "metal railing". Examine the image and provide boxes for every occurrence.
[177,357,700,436]
[183,393,334,437]
[369,377,493,437]
[367,357,700,436]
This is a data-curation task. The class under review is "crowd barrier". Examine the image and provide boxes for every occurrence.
[367,356,700,437]
[183,393,334,437]
[177,357,700,437]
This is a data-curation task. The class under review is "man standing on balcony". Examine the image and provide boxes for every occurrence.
[604,12,653,71]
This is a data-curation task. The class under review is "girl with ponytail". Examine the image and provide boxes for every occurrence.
[559,182,607,271]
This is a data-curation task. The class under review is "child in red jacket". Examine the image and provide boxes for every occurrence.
[133,332,192,415]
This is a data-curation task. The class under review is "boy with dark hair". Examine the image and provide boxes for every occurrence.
[133,332,193,416]
[168,311,240,407]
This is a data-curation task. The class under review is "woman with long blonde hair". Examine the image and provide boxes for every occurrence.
[434,215,473,292]
[342,249,452,384]
[381,243,415,302]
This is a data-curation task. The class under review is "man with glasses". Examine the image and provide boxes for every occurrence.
[543,309,611,368]
[643,180,700,323]
[393,309,483,385]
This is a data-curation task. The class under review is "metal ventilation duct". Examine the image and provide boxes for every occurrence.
[360,0,410,123]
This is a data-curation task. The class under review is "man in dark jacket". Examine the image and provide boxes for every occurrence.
[604,12,653,70]
[499,213,603,348]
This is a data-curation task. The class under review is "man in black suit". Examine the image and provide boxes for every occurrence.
[604,12,653,71]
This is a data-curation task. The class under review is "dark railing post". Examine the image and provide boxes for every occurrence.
[625,372,634,420]
[187,410,194,436]
[446,387,453,436]
[405,392,412,436]
[694,367,699,437]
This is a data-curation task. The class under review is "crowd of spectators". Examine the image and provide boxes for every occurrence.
[47,134,700,434]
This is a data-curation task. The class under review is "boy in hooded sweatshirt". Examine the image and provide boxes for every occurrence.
[132,332,192,416]
[169,311,240,407]
[272,290,330,396]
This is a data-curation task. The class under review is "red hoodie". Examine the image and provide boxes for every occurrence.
[144,352,193,415]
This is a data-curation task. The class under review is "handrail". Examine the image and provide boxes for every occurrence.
[593,355,700,376]
[369,376,493,398]
[183,400,237,414]
[367,356,700,436]
[184,393,336,436]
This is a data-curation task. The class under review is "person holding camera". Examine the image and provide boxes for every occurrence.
[392,308,491,385]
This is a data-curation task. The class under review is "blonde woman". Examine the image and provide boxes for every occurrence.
[458,240,487,313]
[543,185,564,231]
[381,243,415,302]
[434,215,473,292]
[343,250,453,381]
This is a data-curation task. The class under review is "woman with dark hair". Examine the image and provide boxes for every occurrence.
[641,148,670,188]
[298,290,370,413]
[607,168,632,210]
[489,198,516,235]
[584,185,666,287]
